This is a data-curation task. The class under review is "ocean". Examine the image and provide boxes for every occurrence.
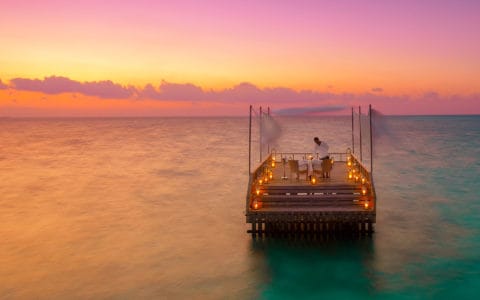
[1,115,479,299]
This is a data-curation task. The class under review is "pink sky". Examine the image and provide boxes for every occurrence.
[1,0,479,116]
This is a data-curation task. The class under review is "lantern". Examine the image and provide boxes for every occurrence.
[364,201,369,209]
[348,171,353,179]
[310,176,317,185]
[271,160,276,168]
[252,197,262,210]
[362,186,367,196]
[256,188,260,196]
[361,177,366,184]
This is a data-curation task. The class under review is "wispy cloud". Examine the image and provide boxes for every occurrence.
[371,87,383,93]
[423,91,439,99]
[10,76,135,99]
[274,105,347,115]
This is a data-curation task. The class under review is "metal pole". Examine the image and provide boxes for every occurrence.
[359,106,363,162]
[249,105,252,174]
[369,104,376,215]
[369,104,373,175]
[351,107,355,154]
[267,107,270,155]
[259,106,263,162]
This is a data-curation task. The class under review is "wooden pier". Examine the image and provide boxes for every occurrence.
[245,105,377,237]
[245,152,376,236]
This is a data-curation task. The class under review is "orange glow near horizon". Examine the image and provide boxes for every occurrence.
[0,90,252,117]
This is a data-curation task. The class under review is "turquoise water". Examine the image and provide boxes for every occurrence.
[0,116,479,299]
[251,116,480,299]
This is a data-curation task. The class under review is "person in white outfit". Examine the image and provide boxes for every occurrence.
[313,137,329,160]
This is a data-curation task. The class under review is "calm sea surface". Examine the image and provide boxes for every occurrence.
[1,116,479,299]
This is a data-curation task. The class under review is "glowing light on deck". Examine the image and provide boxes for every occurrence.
[362,186,367,195]
[252,198,262,210]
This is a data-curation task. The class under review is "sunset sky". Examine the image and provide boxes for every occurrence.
[1,0,479,116]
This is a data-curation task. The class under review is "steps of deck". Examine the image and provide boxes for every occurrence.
[258,182,364,210]
[261,195,363,208]
[262,184,361,194]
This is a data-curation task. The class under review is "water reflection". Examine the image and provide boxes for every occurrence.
[250,236,375,299]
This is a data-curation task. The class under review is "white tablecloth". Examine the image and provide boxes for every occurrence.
[299,160,313,176]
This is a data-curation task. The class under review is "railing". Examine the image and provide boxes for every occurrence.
[349,153,376,210]
[270,151,349,163]
[246,153,274,212]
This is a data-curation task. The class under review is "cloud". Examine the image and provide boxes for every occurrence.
[138,81,340,104]
[219,82,264,102]
[10,76,135,99]
[4,75,480,115]
[139,81,209,101]
[10,76,334,104]
[0,79,8,89]
[81,80,135,98]
[2,76,400,108]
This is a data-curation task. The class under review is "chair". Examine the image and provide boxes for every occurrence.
[321,158,333,178]
[288,159,308,180]
[312,160,323,177]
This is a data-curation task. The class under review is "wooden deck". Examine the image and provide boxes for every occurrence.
[246,153,376,236]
